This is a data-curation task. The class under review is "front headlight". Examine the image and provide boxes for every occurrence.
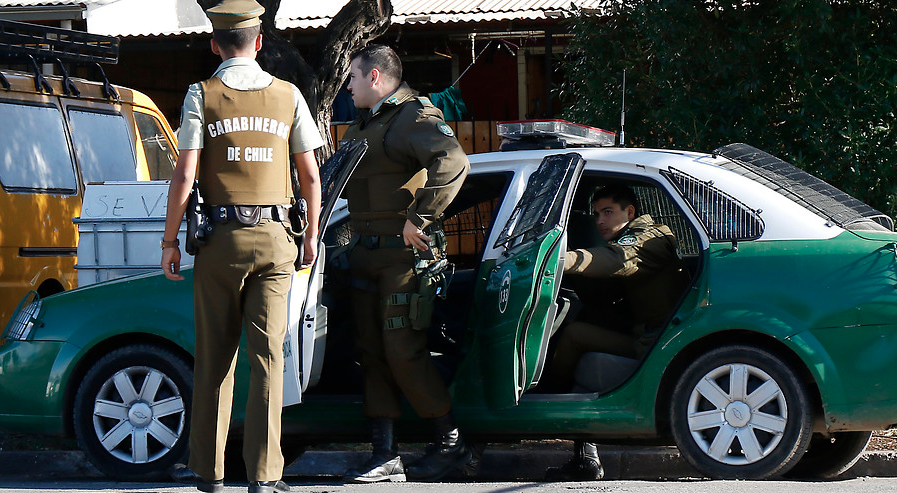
[3,291,42,341]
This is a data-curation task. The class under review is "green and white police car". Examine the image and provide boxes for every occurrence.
[3,121,896,481]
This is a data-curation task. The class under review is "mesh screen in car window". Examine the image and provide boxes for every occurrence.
[633,185,702,256]
[662,167,764,242]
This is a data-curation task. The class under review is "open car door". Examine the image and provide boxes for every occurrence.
[480,153,584,410]
[283,139,367,406]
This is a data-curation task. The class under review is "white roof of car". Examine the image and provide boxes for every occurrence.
[469,146,845,245]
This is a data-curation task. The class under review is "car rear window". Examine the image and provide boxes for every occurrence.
[0,101,77,192]
[713,143,893,232]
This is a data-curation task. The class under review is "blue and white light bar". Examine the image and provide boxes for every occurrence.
[497,119,616,147]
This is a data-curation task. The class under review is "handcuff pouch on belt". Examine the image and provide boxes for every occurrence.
[185,181,213,256]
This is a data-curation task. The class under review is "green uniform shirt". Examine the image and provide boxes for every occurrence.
[564,214,688,329]
[342,82,469,234]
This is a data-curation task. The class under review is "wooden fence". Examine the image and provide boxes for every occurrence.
[330,120,503,154]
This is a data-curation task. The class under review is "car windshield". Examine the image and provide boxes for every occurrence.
[714,143,893,232]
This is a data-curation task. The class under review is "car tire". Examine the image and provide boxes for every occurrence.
[73,344,192,480]
[670,344,812,479]
[784,431,872,479]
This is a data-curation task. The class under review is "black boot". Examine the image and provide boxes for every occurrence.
[545,441,604,481]
[405,412,472,482]
[343,418,406,483]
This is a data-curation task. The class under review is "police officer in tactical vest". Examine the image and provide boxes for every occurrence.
[340,44,471,483]
[161,1,324,492]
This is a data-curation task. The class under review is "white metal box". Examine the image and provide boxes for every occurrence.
[75,181,189,286]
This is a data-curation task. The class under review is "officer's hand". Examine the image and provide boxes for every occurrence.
[300,235,317,270]
[402,219,431,251]
[162,247,184,281]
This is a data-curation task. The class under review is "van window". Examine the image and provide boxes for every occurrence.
[68,108,138,184]
[134,111,176,180]
[0,101,77,192]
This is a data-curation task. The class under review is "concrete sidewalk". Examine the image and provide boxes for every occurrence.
[1,444,896,481]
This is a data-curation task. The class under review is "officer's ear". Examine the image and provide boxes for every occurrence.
[254,33,263,52]
[210,38,221,56]
[625,204,636,221]
[372,68,389,88]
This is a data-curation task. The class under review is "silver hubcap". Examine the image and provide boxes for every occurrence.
[686,363,788,465]
[92,366,185,464]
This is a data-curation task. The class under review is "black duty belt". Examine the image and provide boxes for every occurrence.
[209,205,286,225]
[359,234,407,249]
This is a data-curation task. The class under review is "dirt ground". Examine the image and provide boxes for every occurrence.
[868,429,897,451]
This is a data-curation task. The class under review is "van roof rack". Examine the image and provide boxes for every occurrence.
[0,19,120,98]
[0,19,118,64]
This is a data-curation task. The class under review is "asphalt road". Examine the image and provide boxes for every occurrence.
[1,478,897,493]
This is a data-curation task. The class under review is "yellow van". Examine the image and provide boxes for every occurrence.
[0,20,178,326]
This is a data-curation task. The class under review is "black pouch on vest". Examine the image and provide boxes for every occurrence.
[186,181,213,256]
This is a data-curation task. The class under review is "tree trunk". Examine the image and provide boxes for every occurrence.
[256,0,392,160]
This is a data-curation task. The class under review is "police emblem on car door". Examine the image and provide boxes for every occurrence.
[283,139,367,405]
[479,153,584,409]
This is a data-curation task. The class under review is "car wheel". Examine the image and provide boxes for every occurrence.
[73,345,192,480]
[670,345,812,479]
[785,431,872,479]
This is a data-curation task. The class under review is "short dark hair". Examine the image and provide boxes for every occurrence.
[212,25,260,51]
[350,44,402,82]
[591,185,640,216]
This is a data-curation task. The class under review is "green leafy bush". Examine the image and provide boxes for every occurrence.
[560,0,897,216]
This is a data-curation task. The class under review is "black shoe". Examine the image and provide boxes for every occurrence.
[405,428,472,482]
[344,455,406,483]
[169,463,224,493]
[544,457,605,481]
[248,480,290,493]
[197,479,225,493]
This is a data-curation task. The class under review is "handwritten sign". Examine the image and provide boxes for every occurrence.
[81,182,171,219]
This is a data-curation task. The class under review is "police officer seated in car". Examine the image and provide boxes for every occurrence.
[543,184,689,481]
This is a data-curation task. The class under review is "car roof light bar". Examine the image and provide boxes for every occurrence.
[0,19,119,65]
[497,119,617,149]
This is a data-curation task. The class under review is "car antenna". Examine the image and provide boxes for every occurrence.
[619,69,626,148]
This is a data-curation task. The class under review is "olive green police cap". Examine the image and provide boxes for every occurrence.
[205,0,265,30]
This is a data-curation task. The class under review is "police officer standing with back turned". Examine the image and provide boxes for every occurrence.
[161,1,323,492]
[340,44,470,483]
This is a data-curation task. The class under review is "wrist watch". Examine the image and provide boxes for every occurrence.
[160,238,179,250]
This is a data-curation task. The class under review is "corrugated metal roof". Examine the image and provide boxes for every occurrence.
[0,0,85,6]
[1,0,606,37]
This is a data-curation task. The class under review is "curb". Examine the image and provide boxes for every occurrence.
[0,447,895,481]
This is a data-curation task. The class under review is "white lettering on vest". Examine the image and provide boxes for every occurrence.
[243,147,274,162]
[206,117,290,140]
[227,146,241,161]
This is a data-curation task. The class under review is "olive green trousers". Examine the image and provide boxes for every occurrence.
[189,221,296,482]
[349,245,452,419]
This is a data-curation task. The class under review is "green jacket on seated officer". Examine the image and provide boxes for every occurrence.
[543,184,689,481]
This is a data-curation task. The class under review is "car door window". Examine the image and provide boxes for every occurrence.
[67,108,138,184]
[0,101,77,192]
[494,154,583,251]
[133,111,176,180]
